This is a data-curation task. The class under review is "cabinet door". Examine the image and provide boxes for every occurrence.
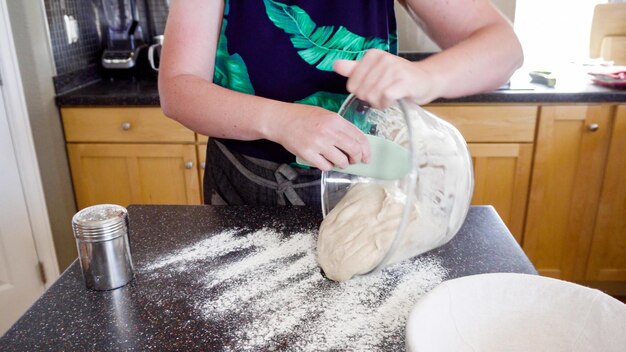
[67,144,201,209]
[586,106,626,281]
[523,105,613,280]
[197,143,207,204]
[469,143,533,243]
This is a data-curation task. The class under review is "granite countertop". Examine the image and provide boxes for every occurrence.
[57,78,161,106]
[0,205,535,351]
[55,68,626,107]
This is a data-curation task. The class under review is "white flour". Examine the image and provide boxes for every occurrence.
[140,228,446,351]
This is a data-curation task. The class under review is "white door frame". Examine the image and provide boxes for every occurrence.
[0,0,60,285]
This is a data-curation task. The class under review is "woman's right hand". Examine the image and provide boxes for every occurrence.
[266,104,371,171]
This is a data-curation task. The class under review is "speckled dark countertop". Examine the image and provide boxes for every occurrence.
[57,78,161,106]
[0,205,535,351]
[55,68,626,106]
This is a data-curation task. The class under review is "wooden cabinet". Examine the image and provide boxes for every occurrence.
[197,142,207,203]
[62,107,203,209]
[62,107,195,143]
[68,144,200,209]
[425,105,537,143]
[426,105,537,243]
[585,105,626,281]
[468,143,533,243]
[523,105,614,281]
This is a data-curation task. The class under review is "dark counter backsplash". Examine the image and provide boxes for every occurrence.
[45,0,169,94]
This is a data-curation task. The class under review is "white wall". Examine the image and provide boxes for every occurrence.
[6,1,78,270]
[396,0,517,53]
[514,0,607,67]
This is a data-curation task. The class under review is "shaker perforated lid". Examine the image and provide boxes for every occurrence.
[72,204,128,241]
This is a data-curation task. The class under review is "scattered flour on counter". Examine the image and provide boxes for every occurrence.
[140,228,447,351]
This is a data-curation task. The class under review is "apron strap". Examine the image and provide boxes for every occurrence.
[214,140,318,205]
[274,164,304,206]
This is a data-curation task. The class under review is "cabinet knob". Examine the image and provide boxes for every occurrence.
[185,161,194,169]
[201,162,206,170]
[587,123,599,132]
[121,122,131,131]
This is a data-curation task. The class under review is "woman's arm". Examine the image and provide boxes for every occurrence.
[333,0,523,108]
[159,0,370,170]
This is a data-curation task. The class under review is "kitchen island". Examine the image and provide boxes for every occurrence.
[0,205,535,351]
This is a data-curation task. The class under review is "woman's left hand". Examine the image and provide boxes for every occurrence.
[333,49,441,109]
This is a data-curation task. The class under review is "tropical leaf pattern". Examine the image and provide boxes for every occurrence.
[263,0,389,71]
[389,31,398,55]
[213,0,255,94]
[295,91,348,113]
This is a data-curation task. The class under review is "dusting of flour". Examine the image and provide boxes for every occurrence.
[140,227,446,351]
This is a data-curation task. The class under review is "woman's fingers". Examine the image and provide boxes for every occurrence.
[345,50,384,95]
[321,146,350,170]
[350,51,392,106]
[304,153,334,172]
[333,50,433,109]
[334,132,362,164]
[307,126,369,170]
[338,119,371,164]
[277,104,372,170]
[333,60,357,78]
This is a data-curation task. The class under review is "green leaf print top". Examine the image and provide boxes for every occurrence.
[214,0,397,163]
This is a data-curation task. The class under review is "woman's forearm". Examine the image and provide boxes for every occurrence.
[417,22,523,100]
[159,73,371,169]
[159,73,287,141]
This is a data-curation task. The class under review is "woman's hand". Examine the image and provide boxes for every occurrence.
[333,49,441,109]
[265,104,370,171]
[334,0,523,109]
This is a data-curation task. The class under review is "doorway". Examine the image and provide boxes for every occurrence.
[0,0,59,334]
[0,72,46,334]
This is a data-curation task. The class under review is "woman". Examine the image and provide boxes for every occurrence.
[159,0,522,208]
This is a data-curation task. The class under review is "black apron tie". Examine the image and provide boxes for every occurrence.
[274,164,305,206]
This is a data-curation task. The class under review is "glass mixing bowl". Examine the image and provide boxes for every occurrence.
[320,94,474,275]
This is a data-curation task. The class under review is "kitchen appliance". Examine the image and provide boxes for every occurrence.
[101,0,146,71]
[147,35,164,71]
[320,95,474,277]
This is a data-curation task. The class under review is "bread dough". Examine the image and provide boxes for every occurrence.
[317,182,419,281]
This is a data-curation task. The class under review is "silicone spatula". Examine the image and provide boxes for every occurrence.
[295,134,411,180]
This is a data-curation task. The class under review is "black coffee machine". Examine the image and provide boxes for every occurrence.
[101,0,147,76]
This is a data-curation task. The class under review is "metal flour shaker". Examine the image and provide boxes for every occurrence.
[72,204,134,290]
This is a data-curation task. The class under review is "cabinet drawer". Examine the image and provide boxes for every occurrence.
[425,105,538,143]
[62,107,195,143]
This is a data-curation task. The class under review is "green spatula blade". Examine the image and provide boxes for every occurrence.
[295,134,411,180]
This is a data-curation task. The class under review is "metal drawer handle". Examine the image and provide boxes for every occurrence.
[185,161,194,169]
[121,122,131,131]
[587,123,599,132]
[201,162,206,170]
